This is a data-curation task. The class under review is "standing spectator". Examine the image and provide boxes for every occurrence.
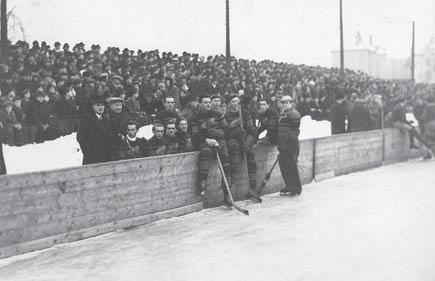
[76,95,112,165]
[330,93,347,135]
[257,98,279,144]
[349,99,372,132]
[106,97,131,161]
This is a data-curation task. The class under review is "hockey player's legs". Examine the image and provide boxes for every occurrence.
[227,138,241,180]
[278,152,302,195]
[198,145,213,195]
[243,136,257,191]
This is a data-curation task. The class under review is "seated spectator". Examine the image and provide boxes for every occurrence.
[53,85,78,135]
[146,123,167,156]
[24,91,61,143]
[125,86,149,126]
[125,121,147,158]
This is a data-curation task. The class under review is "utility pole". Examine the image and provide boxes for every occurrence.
[411,21,415,83]
[225,0,231,59]
[339,0,345,80]
[0,0,7,62]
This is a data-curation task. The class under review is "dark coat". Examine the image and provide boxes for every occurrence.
[278,109,301,156]
[53,97,78,120]
[77,113,112,165]
[330,101,347,135]
[25,98,47,129]
[349,103,372,132]
[106,109,131,161]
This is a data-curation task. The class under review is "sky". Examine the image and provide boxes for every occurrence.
[6,0,435,67]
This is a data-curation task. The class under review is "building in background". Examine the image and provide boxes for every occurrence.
[415,38,435,83]
[331,34,410,80]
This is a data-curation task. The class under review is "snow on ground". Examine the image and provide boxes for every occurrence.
[0,160,434,281]
[3,125,155,175]
[4,118,331,175]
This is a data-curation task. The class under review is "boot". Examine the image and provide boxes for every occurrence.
[198,178,207,196]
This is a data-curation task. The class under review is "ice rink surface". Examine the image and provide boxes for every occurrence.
[1,160,435,281]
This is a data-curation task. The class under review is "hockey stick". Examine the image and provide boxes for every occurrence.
[258,155,279,195]
[216,150,249,216]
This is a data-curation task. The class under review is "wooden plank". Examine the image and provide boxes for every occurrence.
[0,152,199,190]
[0,202,203,259]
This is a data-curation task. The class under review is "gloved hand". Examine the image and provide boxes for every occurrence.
[206,138,219,147]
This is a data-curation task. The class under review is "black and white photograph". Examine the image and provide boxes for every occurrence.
[0,0,434,280]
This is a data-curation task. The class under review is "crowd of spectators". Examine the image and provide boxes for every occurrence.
[0,39,434,151]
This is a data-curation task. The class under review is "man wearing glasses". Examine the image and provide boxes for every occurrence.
[277,95,302,197]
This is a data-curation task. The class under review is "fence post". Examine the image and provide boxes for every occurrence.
[312,138,316,182]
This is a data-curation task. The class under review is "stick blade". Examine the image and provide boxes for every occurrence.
[232,203,250,216]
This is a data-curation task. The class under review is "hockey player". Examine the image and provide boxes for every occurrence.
[277,95,302,196]
[191,95,231,206]
[164,122,186,154]
[225,94,259,199]
[145,123,168,156]
[177,118,194,152]
[125,121,147,158]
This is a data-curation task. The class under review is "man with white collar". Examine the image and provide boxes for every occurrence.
[77,95,112,165]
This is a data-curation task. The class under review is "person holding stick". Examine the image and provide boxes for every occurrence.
[191,95,232,207]
[277,95,302,197]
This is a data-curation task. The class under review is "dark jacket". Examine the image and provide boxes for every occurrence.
[77,113,112,165]
[191,109,228,148]
[126,136,147,158]
[176,131,194,152]
[164,135,187,154]
[257,107,279,144]
[154,109,181,126]
[278,109,301,155]
[330,101,347,134]
[349,103,372,132]
[25,98,47,129]
[146,136,168,156]
[53,97,78,120]
[106,109,131,161]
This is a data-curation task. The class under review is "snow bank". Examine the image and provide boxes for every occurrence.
[4,119,330,175]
